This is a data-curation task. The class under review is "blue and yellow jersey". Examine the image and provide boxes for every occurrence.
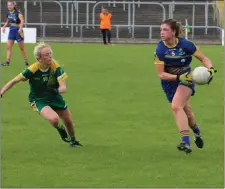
[17,60,68,102]
[154,37,199,75]
[6,10,23,30]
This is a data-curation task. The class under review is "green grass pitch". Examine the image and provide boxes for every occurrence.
[0,43,224,188]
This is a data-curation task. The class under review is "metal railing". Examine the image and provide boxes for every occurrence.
[27,1,97,28]
[24,1,64,27]
[215,1,224,28]
[161,1,217,35]
[1,23,222,42]
[1,1,223,44]
[91,1,166,32]
[2,1,219,31]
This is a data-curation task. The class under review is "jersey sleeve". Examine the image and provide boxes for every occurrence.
[154,44,165,65]
[55,67,68,82]
[18,68,34,81]
[185,40,199,56]
[18,12,23,20]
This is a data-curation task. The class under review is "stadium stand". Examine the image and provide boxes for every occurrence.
[1,0,223,43]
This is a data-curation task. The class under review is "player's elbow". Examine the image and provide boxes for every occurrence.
[63,87,68,93]
[59,86,67,93]
[12,77,22,84]
[157,72,165,80]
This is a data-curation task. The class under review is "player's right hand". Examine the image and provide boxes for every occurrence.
[2,27,5,33]
[177,72,193,86]
[208,67,217,84]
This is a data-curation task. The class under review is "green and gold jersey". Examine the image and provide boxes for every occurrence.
[18,60,68,102]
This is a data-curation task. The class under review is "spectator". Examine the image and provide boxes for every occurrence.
[100,8,112,45]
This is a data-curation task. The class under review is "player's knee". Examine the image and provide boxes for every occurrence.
[171,103,183,113]
[7,45,12,51]
[48,115,60,126]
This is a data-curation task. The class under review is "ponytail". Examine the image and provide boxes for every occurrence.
[161,19,183,37]
[175,22,182,37]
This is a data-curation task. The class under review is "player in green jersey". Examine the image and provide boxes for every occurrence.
[0,42,82,147]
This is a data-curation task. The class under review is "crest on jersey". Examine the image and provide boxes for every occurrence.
[47,68,57,86]
[178,48,185,55]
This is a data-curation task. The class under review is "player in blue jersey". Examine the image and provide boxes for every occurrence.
[1,1,29,66]
[154,19,216,154]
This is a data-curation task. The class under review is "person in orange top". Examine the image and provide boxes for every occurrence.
[100,8,112,45]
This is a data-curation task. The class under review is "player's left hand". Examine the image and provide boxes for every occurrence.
[177,72,193,86]
[208,67,217,84]
[18,28,22,34]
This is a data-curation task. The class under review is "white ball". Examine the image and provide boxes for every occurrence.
[192,66,211,85]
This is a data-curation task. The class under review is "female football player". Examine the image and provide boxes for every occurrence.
[1,1,29,66]
[154,19,216,153]
[0,43,82,147]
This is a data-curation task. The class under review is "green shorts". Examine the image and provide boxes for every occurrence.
[30,97,68,113]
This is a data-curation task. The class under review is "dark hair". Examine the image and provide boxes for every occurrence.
[161,19,182,37]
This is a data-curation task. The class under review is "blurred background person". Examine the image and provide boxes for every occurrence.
[100,8,112,45]
[1,1,29,67]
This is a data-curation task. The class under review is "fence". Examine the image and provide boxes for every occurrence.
[0,1,223,44]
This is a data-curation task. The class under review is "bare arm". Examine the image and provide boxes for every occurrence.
[155,64,177,81]
[3,19,9,28]
[0,76,23,97]
[58,80,67,94]
[194,50,214,69]
[18,13,24,30]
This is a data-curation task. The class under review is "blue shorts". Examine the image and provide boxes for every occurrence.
[161,80,195,103]
[8,29,24,42]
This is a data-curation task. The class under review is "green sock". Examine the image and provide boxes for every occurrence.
[56,124,62,130]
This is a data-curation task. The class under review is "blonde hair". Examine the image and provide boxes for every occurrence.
[33,42,53,60]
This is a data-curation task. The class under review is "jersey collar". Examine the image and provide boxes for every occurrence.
[163,38,179,48]
[39,62,51,72]
[9,10,15,14]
